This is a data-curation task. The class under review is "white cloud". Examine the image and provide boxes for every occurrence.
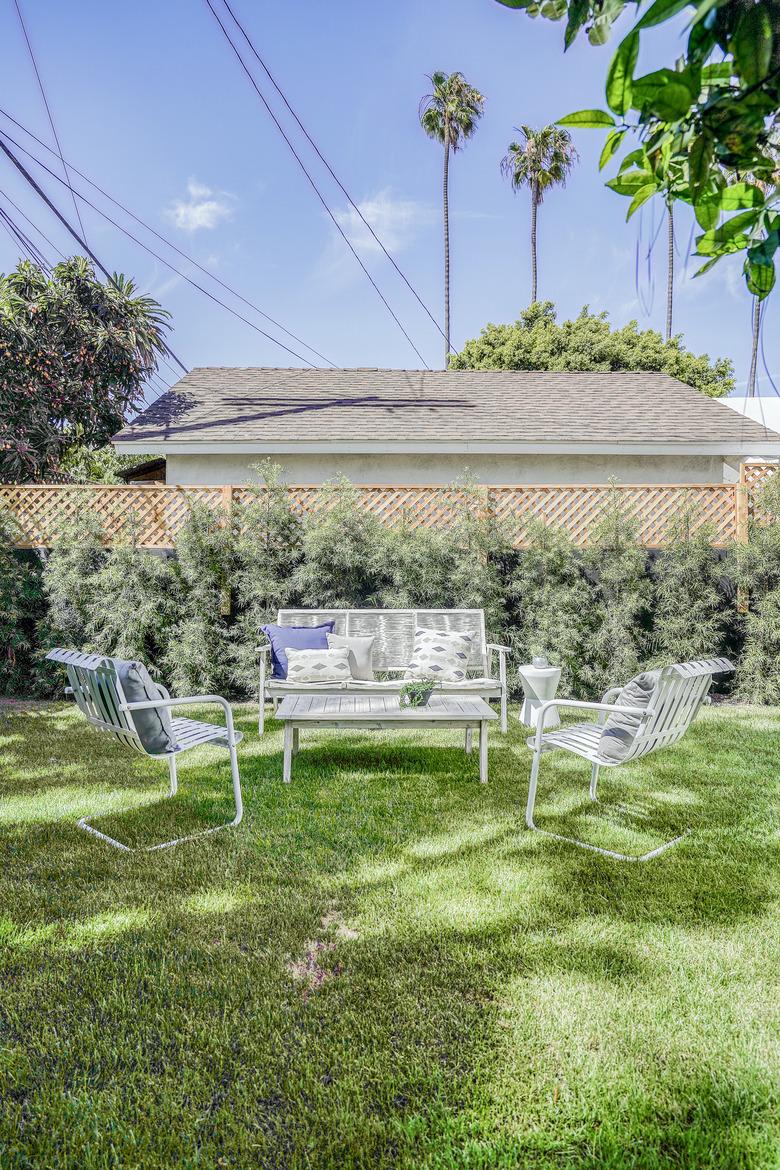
[333,189,435,255]
[166,178,234,232]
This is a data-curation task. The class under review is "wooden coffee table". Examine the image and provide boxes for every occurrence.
[276,694,498,784]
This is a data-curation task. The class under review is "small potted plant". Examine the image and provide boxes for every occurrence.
[399,679,440,708]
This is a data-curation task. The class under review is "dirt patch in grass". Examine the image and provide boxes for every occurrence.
[287,907,358,997]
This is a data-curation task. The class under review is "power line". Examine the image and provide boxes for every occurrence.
[220,0,446,346]
[12,0,88,244]
[0,119,331,369]
[0,201,51,269]
[203,0,431,369]
[0,131,189,375]
[0,184,64,257]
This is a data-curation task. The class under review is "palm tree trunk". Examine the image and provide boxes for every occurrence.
[443,135,451,367]
[666,201,674,341]
[748,296,761,396]
[530,188,538,304]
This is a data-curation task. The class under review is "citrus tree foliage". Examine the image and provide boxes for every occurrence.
[0,513,47,695]
[450,301,734,396]
[60,444,155,484]
[651,502,725,663]
[497,0,780,299]
[0,258,169,484]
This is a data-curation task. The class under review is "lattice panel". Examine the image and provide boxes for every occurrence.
[742,462,777,491]
[0,480,742,549]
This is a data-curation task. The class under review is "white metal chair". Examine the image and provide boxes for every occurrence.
[524,657,734,862]
[46,649,243,853]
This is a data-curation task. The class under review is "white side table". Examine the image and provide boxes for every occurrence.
[517,663,561,729]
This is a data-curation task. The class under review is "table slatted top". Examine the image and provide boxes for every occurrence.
[277,694,497,723]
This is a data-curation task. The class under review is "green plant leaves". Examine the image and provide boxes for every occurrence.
[558,109,616,128]
[626,183,658,218]
[696,209,759,256]
[731,6,773,86]
[606,31,639,115]
[599,128,626,169]
[631,68,695,120]
[745,233,780,299]
[636,0,694,30]
[606,168,656,195]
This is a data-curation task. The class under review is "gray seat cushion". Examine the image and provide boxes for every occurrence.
[113,659,178,755]
[598,671,658,762]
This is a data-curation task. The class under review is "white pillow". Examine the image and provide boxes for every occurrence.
[327,632,375,680]
[405,627,473,683]
[285,646,352,683]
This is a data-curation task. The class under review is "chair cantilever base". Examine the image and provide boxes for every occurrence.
[525,821,690,862]
[76,807,243,853]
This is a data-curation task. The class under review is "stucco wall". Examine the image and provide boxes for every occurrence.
[164,452,727,486]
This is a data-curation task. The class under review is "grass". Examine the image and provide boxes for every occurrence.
[2,699,780,1169]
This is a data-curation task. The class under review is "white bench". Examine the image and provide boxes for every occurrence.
[258,608,510,735]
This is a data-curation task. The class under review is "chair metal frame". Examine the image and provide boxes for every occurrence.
[46,649,243,852]
[525,657,734,862]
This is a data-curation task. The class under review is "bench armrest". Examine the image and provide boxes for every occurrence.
[486,642,512,654]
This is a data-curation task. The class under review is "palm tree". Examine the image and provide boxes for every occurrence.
[748,296,761,396]
[501,125,578,305]
[665,199,674,342]
[420,71,484,366]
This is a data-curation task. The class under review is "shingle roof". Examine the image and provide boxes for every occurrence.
[113,368,780,447]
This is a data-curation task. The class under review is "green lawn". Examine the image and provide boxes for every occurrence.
[2,700,780,1169]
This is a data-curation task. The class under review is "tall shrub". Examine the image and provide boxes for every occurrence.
[379,522,459,609]
[585,484,651,692]
[165,502,236,696]
[511,519,594,696]
[0,513,47,696]
[651,501,726,665]
[42,512,106,648]
[445,482,515,638]
[735,476,780,703]
[294,478,391,608]
[86,520,181,674]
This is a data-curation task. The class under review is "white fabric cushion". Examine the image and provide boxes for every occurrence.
[598,671,658,762]
[285,646,352,684]
[404,627,473,683]
[327,632,375,680]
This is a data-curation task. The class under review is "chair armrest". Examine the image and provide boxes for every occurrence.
[598,686,622,723]
[530,698,649,751]
[121,695,239,742]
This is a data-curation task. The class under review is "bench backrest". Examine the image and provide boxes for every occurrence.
[45,648,155,756]
[276,609,488,673]
[620,657,733,764]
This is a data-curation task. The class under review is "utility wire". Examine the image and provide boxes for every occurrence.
[0,119,330,369]
[12,0,88,244]
[0,131,190,375]
[0,201,51,269]
[220,0,446,346]
[203,0,431,369]
[0,184,63,257]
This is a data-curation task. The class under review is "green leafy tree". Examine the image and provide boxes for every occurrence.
[511,519,595,696]
[450,301,734,396]
[86,522,181,675]
[585,483,652,691]
[295,479,392,608]
[651,501,725,664]
[166,503,236,696]
[0,513,47,696]
[501,124,578,304]
[60,444,156,484]
[496,0,780,301]
[0,258,169,483]
[420,71,485,364]
[42,512,106,648]
[734,475,780,702]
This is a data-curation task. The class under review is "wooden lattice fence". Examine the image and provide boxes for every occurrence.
[2,472,773,550]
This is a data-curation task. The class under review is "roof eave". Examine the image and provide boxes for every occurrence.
[112,438,780,456]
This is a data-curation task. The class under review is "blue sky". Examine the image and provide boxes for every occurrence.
[0,0,776,397]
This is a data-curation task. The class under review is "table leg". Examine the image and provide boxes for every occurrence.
[292,727,299,757]
[479,720,488,785]
[465,727,473,754]
[283,723,294,783]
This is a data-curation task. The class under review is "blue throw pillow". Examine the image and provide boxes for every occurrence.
[261,622,335,679]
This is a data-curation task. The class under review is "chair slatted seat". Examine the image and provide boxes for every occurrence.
[46,649,243,853]
[524,657,734,862]
[258,608,510,734]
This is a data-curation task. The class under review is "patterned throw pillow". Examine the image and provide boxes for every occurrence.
[404,627,472,683]
[285,646,352,683]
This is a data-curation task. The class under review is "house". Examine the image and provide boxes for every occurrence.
[112,368,780,486]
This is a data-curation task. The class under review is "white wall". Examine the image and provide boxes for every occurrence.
[164,452,727,486]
